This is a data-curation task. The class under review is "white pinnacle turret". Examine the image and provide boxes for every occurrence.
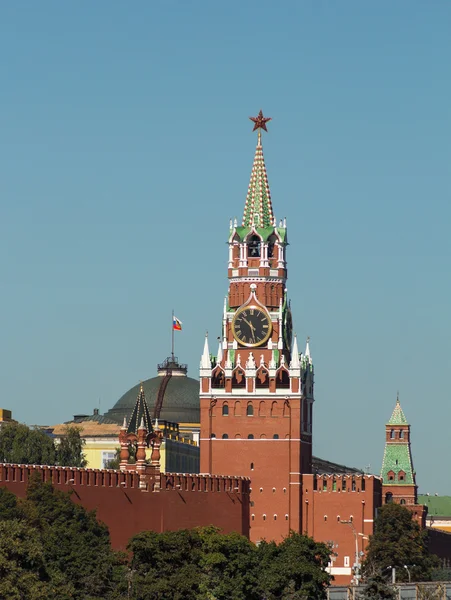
[290,335,300,369]
[305,336,312,364]
[216,341,223,365]
[200,333,211,369]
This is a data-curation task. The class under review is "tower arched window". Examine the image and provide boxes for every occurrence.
[222,403,229,416]
[390,429,395,439]
[232,368,246,388]
[400,430,404,439]
[247,403,254,417]
[211,367,225,388]
[400,499,406,505]
[276,368,290,389]
[247,235,261,258]
[256,368,269,389]
[385,492,393,504]
[248,434,254,439]
[222,433,229,439]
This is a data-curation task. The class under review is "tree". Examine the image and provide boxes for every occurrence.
[24,474,114,599]
[128,528,204,599]
[56,425,87,467]
[197,526,260,600]
[0,519,54,600]
[0,486,23,521]
[128,528,331,600]
[358,573,396,600]
[362,503,439,584]
[256,532,332,600]
[0,422,56,465]
[0,422,87,468]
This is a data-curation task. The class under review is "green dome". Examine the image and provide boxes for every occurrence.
[105,357,200,425]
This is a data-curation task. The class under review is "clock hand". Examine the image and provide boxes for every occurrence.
[242,317,255,331]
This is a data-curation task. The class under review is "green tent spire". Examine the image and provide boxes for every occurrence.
[387,393,408,425]
[242,111,274,228]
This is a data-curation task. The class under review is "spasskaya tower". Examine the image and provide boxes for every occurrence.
[199,112,314,543]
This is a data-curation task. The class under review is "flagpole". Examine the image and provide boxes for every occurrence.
[171,309,175,361]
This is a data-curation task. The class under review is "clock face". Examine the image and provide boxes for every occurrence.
[232,305,272,347]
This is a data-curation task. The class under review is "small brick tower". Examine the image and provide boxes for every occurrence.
[199,112,314,543]
[380,394,417,505]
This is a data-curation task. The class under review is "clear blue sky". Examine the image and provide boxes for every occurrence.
[1,2,450,493]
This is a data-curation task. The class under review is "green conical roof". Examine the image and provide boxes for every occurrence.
[242,133,274,228]
[387,397,408,425]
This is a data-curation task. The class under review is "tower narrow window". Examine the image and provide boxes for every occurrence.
[248,434,254,439]
[400,429,404,439]
[222,403,229,416]
[390,429,395,439]
[222,433,229,439]
[247,403,254,417]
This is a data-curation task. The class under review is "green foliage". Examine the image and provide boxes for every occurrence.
[0,519,54,600]
[128,527,330,600]
[0,422,56,465]
[105,447,122,470]
[56,425,87,467]
[362,503,440,583]
[0,422,87,468]
[197,526,260,599]
[256,533,332,600]
[25,474,113,598]
[0,486,23,521]
[0,474,116,599]
[358,573,396,599]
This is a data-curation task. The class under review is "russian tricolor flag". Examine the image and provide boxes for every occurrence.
[173,316,182,331]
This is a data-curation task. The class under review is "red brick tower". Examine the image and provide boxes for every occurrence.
[380,394,427,526]
[380,394,417,506]
[200,112,314,543]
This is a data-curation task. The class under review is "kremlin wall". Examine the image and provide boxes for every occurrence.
[1,113,450,587]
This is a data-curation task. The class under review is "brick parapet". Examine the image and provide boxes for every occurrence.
[0,463,250,548]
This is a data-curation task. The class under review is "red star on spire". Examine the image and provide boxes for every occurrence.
[249,110,271,132]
